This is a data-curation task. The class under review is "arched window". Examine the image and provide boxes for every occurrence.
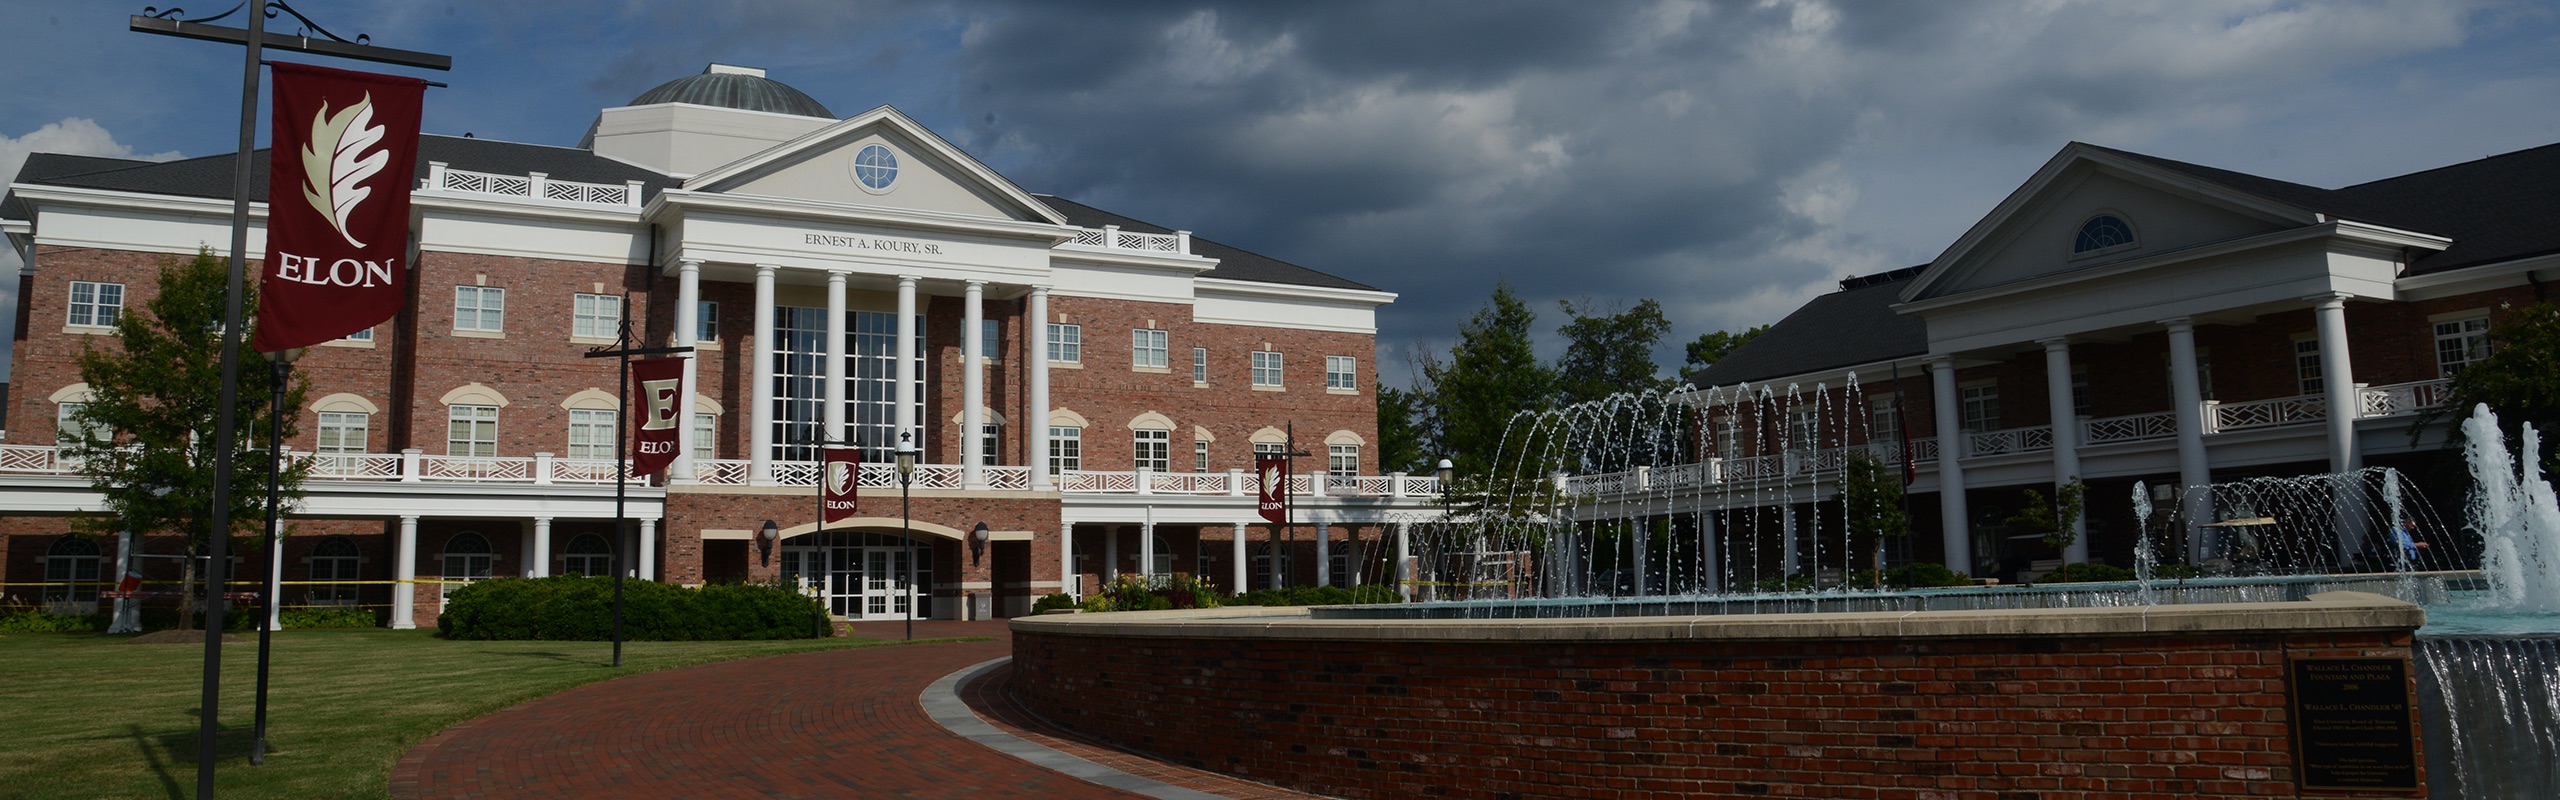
[1152,534,1175,577]
[309,537,361,607]
[2072,214,2135,254]
[441,533,493,599]
[563,533,613,577]
[1252,541,1293,591]
[43,536,102,604]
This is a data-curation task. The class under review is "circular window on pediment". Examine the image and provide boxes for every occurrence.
[852,144,899,194]
[2072,213,2135,255]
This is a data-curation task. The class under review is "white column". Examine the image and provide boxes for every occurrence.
[963,280,986,487]
[750,264,778,485]
[639,518,657,581]
[1060,524,1077,600]
[109,528,140,634]
[1394,522,1413,601]
[1233,522,1251,595]
[2040,338,2088,564]
[1928,356,1973,575]
[1138,519,1155,581]
[895,275,919,448]
[1780,505,1799,576]
[1028,286,1052,490]
[825,271,848,445]
[1315,523,1332,587]
[530,517,552,578]
[2313,294,2361,473]
[1105,526,1121,581]
[671,258,702,482]
[2164,318,2212,563]
[391,516,419,629]
[1699,512,1721,594]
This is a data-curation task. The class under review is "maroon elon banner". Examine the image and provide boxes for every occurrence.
[822,446,863,524]
[628,358,686,476]
[253,62,426,353]
[1256,454,1289,524]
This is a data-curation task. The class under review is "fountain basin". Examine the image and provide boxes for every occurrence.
[1012,592,2423,799]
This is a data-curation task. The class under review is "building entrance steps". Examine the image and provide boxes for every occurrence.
[390,619,1330,800]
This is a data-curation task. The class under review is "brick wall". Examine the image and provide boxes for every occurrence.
[1044,295,1377,475]
[1014,627,2420,800]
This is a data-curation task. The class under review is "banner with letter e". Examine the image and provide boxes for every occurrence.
[253,62,426,352]
[822,446,863,524]
[628,357,686,475]
[1255,454,1289,524]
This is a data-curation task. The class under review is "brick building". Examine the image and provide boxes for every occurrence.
[1,65,1441,627]
[1580,141,2560,585]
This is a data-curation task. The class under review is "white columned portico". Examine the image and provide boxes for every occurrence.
[895,276,919,449]
[963,280,986,487]
[750,264,778,484]
[639,518,657,581]
[1138,518,1155,580]
[530,517,552,578]
[1028,286,1053,490]
[825,271,849,444]
[1232,522,1250,596]
[2313,294,2361,473]
[392,515,419,629]
[671,258,702,482]
[2040,338,2088,564]
[1928,356,1973,574]
[2164,318,2213,560]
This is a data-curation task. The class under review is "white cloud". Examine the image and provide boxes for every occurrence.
[0,118,182,382]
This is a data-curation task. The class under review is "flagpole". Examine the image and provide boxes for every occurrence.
[583,301,690,667]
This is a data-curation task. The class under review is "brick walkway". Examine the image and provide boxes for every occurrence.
[390,620,1324,800]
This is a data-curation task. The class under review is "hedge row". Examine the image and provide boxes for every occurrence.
[437,577,832,641]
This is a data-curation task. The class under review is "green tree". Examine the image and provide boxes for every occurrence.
[1839,452,1909,584]
[1553,298,1672,406]
[2002,479,2088,553]
[64,249,309,631]
[1375,384,1430,476]
[2433,302,2560,473]
[1421,280,1553,478]
[1680,324,1770,382]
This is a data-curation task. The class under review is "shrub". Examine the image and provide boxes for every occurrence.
[437,576,831,640]
[1031,593,1079,613]
[280,607,381,629]
[1883,562,1973,588]
[1223,584,1398,607]
[0,611,100,633]
[2038,562,2136,584]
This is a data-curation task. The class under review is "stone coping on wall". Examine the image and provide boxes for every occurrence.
[1009,590,2423,642]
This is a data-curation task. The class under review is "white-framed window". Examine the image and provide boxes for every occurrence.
[1193,347,1209,383]
[1132,328,1168,368]
[2072,213,2136,255]
[981,319,1002,360]
[562,533,613,577]
[1326,356,1357,391]
[2435,315,2491,377]
[1134,429,1170,472]
[2071,367,2091,416]
[1194,438,1211,472]
[316,412,369,455]
[2294,336,2324,395]
[1252,351,1283,387]
[693,413,717,462]
[1867,395,1899,445]
[308,537,361,607]
[1047,323,1081,363]
[567,409,616,460]
[42,536,101,604]
[441,532,494,594]
[1787,407,1820,451]
[1328,443,1359,475]
[1048,426,1082,474]
[980,423,1001,466]
[573,293,621,339]
[341,327,374,342]
[67,281,123,328]
[56,402,105,448]
[447,405,498,457]
[454,286,506,332]
[1960,385,1999,433]
[697,301,720,342]
[1254,442,1287,458]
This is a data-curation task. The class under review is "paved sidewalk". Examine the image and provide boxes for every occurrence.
[392,620,1148,799]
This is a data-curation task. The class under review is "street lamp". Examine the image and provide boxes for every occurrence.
[757,519,778,566]
[895,430,917,642]
[970,522,990,566]
[251,345,304,766]
[1435,458,1454,603]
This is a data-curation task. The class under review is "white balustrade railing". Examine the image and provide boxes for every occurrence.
[2082,412,2178,445]
[1966,426,2053,457]
[423,162,643,208]
[1060,224,1190,256]
[0,444,72,474]
[2359,379,2455,418]
[2209,394,2327,433]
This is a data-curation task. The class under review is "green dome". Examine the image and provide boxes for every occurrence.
[626,64,831,119]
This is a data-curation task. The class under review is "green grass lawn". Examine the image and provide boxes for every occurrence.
[0,629,940,800]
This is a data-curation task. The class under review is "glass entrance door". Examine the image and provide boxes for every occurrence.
[783,531,932,619]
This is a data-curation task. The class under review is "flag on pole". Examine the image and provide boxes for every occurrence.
[254,62,426,353]
[628,357,686,475]
[822,446,863,523]
[1256,454,1289,524]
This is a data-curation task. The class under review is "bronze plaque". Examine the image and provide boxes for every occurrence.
[2287,656,2420,792]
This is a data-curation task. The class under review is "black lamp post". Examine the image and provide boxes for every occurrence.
[250,345,304,766]
[895,430,917,642]
[1435,458,1454,603]
[757,519,778,566]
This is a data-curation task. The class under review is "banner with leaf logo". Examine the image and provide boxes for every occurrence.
[822,446,863,523]
[254,62,426,353]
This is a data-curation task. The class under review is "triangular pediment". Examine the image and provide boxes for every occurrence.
[683,106,1065,225]
[1901,144,2324,303]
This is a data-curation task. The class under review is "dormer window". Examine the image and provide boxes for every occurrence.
[2072,213,2135,255]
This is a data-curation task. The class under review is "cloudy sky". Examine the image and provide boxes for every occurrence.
[6,1,2560,386]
